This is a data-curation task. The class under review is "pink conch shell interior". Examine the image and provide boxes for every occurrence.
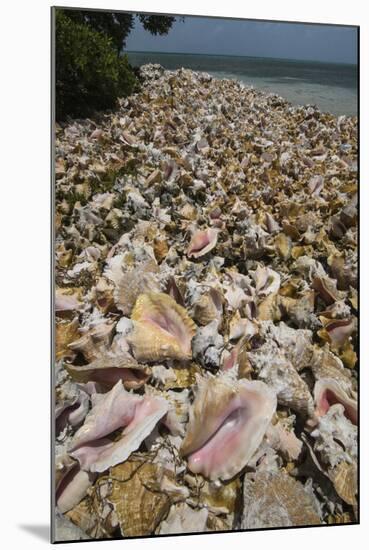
[187,228,218,258]
[69,380,168,472]
[181,376,276,480]
[314,378,357,425]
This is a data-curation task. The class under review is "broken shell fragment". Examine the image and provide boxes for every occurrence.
[158,503,208,534]
[56,318,80,360]
[330,461,357,505]
[241,470,322,528]
[105,460,171,537]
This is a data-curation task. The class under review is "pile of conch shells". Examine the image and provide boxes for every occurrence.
[54,64,358,540]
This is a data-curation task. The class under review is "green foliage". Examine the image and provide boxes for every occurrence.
[64,10,135,52]
[138,15,176,37]
[55,11,137,120]
[62,10,176,52]
[55,9,177,120]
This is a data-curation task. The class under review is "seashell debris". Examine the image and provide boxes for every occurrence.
[54,63,358,537]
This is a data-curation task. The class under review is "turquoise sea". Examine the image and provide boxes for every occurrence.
[127,51,358,117]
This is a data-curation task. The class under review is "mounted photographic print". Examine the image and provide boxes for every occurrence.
[52,6,359,543]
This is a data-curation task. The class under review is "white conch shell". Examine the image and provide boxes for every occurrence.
[181,375,276,480]
[247,340,314,416]
[158,503,208,534]
[113,263,160,315]
[311,404,357,469]
[266,419,302,461]
[68,322,115,362]
[128,292,196,362]
[69,380,168,472]
[104,254,160,316]
[187,228,218,258]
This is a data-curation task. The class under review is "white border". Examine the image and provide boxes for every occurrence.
[1,1,367,548]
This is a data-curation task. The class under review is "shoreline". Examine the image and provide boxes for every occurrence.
[126,50,357,67]
[126,56,357,117]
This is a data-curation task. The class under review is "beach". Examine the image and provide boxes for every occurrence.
[54,65,358,540]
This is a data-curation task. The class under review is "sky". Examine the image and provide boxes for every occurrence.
[125,16,357,64]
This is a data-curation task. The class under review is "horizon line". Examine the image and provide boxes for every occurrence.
[124,50,357,66]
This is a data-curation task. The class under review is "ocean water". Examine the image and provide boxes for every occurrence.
[126,51,357,117]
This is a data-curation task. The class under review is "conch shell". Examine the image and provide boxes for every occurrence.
[56,288,83,314]
[112,263,160,315]
[65,352,150,390]
[192,287,223,326]
[247,341,314,416]
[104,460,172,536]
[69,380,168,472]
[56,457,96,514]
[187,228,218,258]
[251,265,281,297]
[181,375,276,480]
[310,345,353,394]
[128,292,196,362]
[320,317,356,348]
[68,322,115,363]
[314,378,357,425]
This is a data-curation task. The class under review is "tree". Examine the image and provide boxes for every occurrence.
[63,10,176,53]
[55,11,137,120]
[54,9,177,120]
